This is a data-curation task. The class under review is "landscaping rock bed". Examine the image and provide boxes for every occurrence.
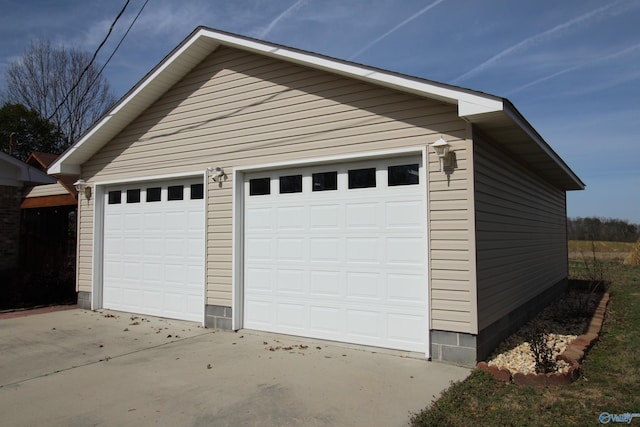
[477,284,609,386]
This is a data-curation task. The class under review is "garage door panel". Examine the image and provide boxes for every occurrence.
[346,202,379,228]
[310,205,340,229]
[246,267,273,291]
[276,302,306,329]
[387,274,426,303]
[246,207,273,230]
[143,212,163,230]
[347,309,382,339]
[386,200,423,227]
[244,157,427,352]
[103,178,204,322]
[346,238,380,263]
[276,269,305,293]
[309,306,342,333]
[246,238,272,261]
[346,272,381,300]
[387,313,426,346]
[123,238,143,256]
[277,206,305,229]
[309,237,341,262]
[309,271,341,296]
[245,299,273,326]
[386,237,425,264]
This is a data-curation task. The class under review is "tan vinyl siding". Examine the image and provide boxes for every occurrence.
[428,128,476,334]
[78,46,472,330]
[24,182,68,198]
[77,196,94,293]
[474,133,567,331]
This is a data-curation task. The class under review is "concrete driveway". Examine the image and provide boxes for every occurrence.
[0,308,469,427]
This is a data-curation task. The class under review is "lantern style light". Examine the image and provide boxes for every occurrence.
[73,179,92,200]
[431,137,452,173]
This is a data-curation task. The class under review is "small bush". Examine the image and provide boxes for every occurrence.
[525,321,557,374]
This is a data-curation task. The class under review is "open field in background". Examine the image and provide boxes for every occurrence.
[410,261,640,426]
[568,240,635,261]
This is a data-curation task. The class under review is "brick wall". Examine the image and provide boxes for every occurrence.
[0,185,21,270]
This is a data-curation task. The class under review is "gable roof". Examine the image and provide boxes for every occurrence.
[49,26,584,190]
[0,151,56,187]
[24,151,78,198]
[26,152,60,169]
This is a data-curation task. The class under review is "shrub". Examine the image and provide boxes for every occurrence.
[525,321,557,374]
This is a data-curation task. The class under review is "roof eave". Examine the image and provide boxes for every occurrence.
[460,102,585,191]
[48,27,584,192]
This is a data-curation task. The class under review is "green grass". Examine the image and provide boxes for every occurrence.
[410,263,640,426]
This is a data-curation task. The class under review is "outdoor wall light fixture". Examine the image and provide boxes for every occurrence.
[431,137,452,173]
[73,179,92,200]
[207,166,225,182]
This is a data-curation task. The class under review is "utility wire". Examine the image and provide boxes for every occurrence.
[77,0,150,112]
[47,0,131,122]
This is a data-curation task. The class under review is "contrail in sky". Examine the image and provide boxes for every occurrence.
[452,0,628,84]
[506,43,640,96]
[257,0,309,39]
[349,0,447,60]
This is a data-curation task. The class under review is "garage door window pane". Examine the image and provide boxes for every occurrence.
[146,187,161,202]
[168,185,184,201]
[191,183,204,199]
[250,178,270,196]
[348,168,376,189]
[279,175,302,194]
[388,164,419,186]
[126,189,141,203]
[108,191,121,204]
[312,171,337,191]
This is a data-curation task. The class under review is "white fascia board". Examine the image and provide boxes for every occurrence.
[458,98,505,117]
[49,33,216,176]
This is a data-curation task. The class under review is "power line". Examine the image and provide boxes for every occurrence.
[47,0,131,123]
[77,0,150,112]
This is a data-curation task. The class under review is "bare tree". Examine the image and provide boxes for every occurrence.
[3,39,116,147]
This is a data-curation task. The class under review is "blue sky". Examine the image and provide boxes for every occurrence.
[1,0,639,222]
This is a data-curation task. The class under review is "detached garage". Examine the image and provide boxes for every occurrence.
[49,27,583,366]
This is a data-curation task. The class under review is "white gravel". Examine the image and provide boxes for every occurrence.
[486,292,597,374]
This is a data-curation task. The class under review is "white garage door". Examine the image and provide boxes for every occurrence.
[243,157,428,352]
[102,178,205,322]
